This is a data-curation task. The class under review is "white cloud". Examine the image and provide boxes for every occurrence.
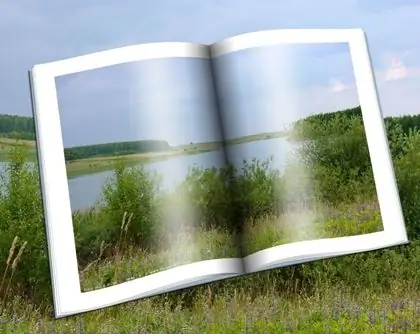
[304,52,420,118]
[330,78,348,92]
[384,58,407,81]
[376,51,420,82]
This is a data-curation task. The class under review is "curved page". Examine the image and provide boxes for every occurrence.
[210,29,408,273]
[30,42,244,317]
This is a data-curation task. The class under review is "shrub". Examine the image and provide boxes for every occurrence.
[179,158,282,233]
[0,146,50,301]
[296,113,375,204]
[393,129,420,239]
[100,160,163,249]
[179,164,236,231]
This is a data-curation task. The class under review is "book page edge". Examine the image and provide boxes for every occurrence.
[54,257,244,318]
[209,28,364,58]
[243,232,409,274]
[32,42,211,77]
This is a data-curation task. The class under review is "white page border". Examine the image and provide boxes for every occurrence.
[211,29,408,270]
[29,42,245,318]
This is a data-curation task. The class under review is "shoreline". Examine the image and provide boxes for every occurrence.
[65,146,220,179]
[0,131,289,178]
[65,131,288,178]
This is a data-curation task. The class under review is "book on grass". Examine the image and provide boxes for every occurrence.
[29,28,408,318]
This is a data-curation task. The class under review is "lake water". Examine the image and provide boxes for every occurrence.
[0,138,295,211]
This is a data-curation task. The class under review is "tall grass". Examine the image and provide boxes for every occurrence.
[0,110,419,331]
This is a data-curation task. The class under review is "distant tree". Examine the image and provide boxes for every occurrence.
[0,114,35,140]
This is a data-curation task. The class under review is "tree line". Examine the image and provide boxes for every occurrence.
[2,109,420,161]
[64,140,172,161]
[0,114,174,160]
[0,114,35,140]
[295,105,420,137]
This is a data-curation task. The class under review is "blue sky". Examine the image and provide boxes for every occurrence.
[1,0,420,146]
[213,43,357,139]
[56,58,222,147]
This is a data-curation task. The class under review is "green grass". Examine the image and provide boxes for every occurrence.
[242,201,383,256]
[66,150,182,179]
[1,270,419,332]
[78,200,383,292]
[79,215,241,291]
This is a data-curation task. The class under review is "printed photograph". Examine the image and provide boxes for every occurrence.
[212,43,384,256]
[54,57,241,292]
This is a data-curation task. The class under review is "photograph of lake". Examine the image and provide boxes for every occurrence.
[46,40,385,290]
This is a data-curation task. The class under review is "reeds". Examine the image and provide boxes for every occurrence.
[0,236,27,308]
[0,236,18,292]
[81,212,133,278]
[118,211,133,256]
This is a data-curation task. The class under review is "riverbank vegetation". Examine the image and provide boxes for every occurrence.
[224,130,287,146]
[64,141,224,179]
[0,113,35,141]
[0,137,36,160]
[0,106,419,331]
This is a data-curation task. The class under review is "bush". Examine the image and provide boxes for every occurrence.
[233,157,282,221]
[393,129,420,239]
[100,160,163,249]
[179,164,236,231]
[0,147,50,301]
[179,157,282,233]
[295,113,375,204]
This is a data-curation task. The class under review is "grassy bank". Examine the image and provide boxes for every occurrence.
[0,107,419,332]
[1,282,419,332]
[242,202,382,255]
[225,130,287,146]
[65,143,224,179]
[0,137,36,160]
[65,149,185,179]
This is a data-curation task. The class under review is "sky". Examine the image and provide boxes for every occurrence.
[56,58,223,147]
[213,43,358,139]
[1,0,420,146]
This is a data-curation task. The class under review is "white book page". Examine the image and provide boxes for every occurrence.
[209,29,408,273]
[29,42,244,318]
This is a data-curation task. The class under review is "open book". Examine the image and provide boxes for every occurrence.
[29,29,408,318]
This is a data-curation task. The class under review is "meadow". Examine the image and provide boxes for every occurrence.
[0,107,419,332]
